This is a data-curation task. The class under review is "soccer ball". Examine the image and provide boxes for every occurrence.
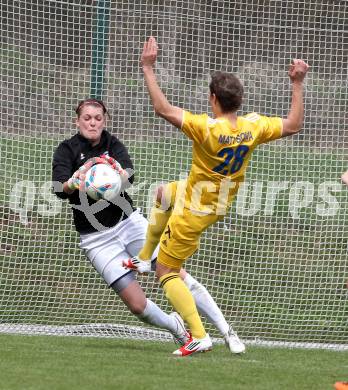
[85,163,122,201]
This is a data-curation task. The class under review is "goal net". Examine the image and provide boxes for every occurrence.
[0,0,347,350]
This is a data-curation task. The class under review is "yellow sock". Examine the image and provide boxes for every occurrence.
[159,273,206,339]
[138,204,172,260]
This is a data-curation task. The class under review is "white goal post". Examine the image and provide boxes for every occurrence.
[0,0,347,350]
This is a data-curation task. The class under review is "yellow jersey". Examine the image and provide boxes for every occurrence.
[179,110,283,214]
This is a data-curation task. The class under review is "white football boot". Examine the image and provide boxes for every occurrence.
[172,333,212,357]
[122,256,151,274]
[223,326,245,354]
[169,312,190,346]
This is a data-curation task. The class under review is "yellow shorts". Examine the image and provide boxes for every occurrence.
[158,207,220,269]
[157,179,237,269]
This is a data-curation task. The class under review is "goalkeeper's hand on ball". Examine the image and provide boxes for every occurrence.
[100,155,133,190]
[67,156,127,192]
[67,157,106,191]
[67,175,81,191]
[100,154,127,176]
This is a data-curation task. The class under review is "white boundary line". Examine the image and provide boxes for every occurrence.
[0,324,347,351]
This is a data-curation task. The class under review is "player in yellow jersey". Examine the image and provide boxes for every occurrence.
[124,36,309,356]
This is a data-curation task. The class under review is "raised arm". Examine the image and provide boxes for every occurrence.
[281,59,310,137]
[141,37,183,129]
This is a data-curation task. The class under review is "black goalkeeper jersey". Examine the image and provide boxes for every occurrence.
[52,130,135,234]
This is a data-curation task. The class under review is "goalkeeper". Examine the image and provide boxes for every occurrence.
[52,98,190,345]
[124,36,309,356]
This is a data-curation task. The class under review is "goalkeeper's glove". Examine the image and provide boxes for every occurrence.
[100,154,127,175]
[67,176,80,191]
[66,157,107,191]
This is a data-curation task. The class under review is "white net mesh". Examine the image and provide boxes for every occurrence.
[0,0,347,349]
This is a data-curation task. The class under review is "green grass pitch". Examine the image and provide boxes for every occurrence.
[1,334,347,390]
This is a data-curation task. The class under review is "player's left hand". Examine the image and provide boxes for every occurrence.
[288,59,309,83]
[100,154,127,176]
[141,36,158,67]
[79,157,106,176]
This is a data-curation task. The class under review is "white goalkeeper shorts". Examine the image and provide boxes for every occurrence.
[79,209,157,288]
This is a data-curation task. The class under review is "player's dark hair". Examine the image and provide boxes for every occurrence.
[209,71,244,113]
[75,98,110,118]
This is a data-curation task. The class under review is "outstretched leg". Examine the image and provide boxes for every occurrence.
[124,183,245,353]
[156,256,212,356]
[181,270,245,353]
[112,276,189,346]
